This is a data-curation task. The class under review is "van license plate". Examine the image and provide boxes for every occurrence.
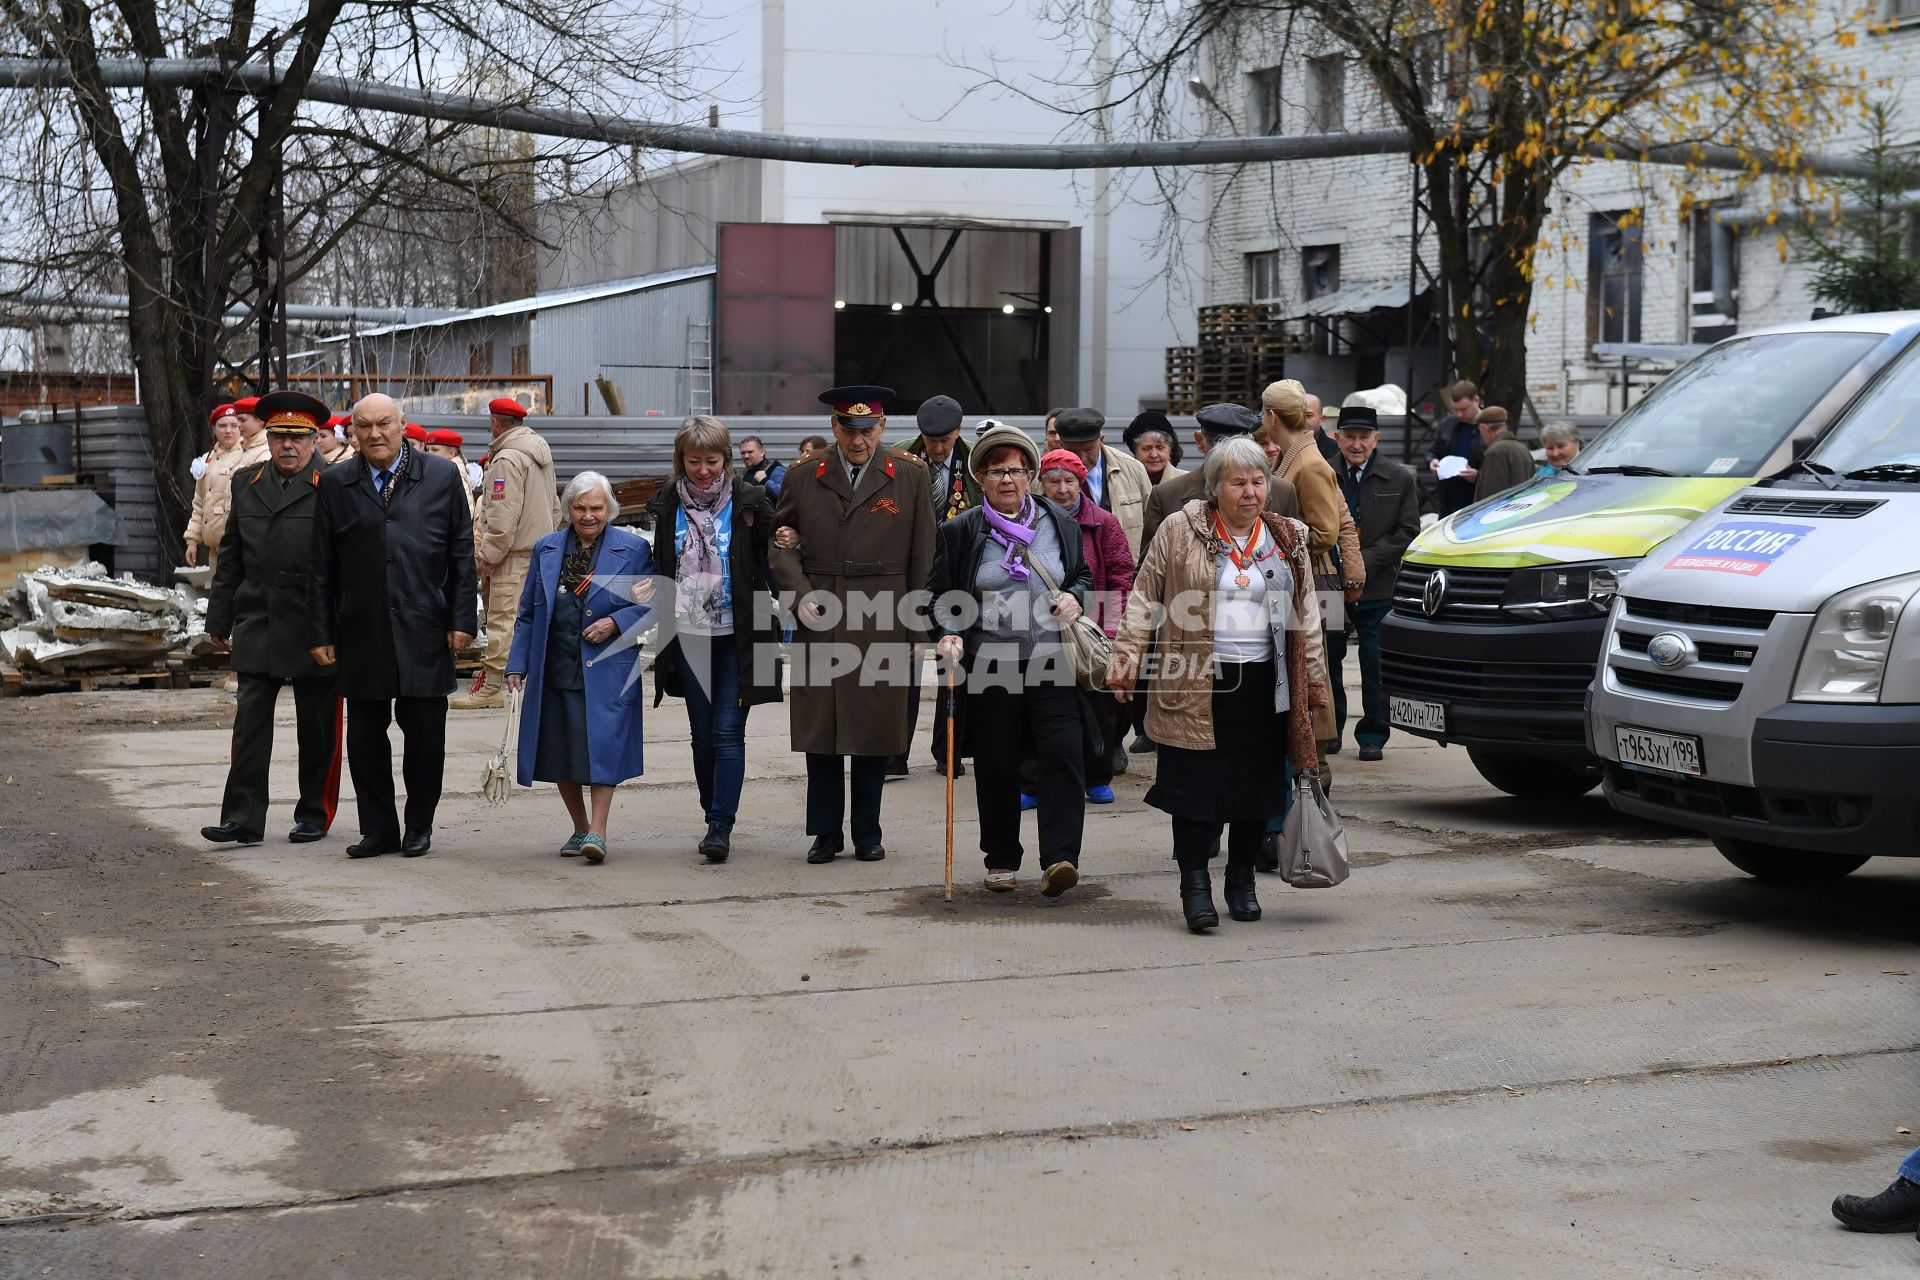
[1614,726,1703,777]
[1390,696,1446,734]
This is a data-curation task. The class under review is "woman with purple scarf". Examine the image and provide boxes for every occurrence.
[930,422,1094,899]
[644,415,781,863]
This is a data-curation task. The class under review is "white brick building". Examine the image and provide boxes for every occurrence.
[1197,10,1920,419]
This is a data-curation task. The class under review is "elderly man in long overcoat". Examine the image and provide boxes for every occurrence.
[309,392,477,859]
[201,391,343,846]
[771,386,940,864]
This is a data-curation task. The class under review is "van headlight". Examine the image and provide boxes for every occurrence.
[1792,572,1920,703]
[1501,560,1635,621]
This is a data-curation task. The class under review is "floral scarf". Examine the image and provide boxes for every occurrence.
[982,494,1040,582]
[675,472,731,626]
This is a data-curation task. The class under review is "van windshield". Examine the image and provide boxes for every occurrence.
[1811,337,1920,474]
[1571,331,1881,478]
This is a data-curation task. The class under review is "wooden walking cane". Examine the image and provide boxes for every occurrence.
[944,662,956,902]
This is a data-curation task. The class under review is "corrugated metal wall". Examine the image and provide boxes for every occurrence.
[537,156,758,290]
[531,275,713,418]
[3,405,161,581]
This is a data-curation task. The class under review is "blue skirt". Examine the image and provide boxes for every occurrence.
[532,684,592,784]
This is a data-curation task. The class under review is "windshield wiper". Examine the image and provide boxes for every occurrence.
[1576,464,1679,477]
[1842,462,1920,483]
[1770,458,1839,490]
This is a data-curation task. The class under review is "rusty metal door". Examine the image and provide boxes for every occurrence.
[716,223,835,416]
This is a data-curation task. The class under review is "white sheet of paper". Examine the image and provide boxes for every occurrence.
[1436,455,1469,481]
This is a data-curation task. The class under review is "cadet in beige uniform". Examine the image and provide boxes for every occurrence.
[454,398,560,710]
[184,402,249,570]
[770,386,940,864]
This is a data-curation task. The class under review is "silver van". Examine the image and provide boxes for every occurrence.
[1589,314,1920,881]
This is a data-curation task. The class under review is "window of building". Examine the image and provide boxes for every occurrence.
[1688,206,1738,344]
[1246,67,1284,135]
[1247,250,1283,303]
[1307,56,1345,133]
[468,341,494,375]
[1302,244,1341,299]
[1588,212,1644,348]
[1885,0,1920,24]
[510,343,530,376]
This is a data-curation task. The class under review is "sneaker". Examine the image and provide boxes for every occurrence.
[1040,861,1079,897]
[984,869,1018,892]
[559,831,589,857]
[580,833,607,864]
[1833,1176,1920,1232]
[1020,794,1037,811]
[1086,785,1115,804]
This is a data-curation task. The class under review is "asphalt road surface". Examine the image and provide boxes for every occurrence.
[1,681,1916,1278]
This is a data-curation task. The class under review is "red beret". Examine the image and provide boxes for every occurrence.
[426,429,464,448]
[231,396,260,415]
[403,423,428,442]
[210,403,238,424]
[1038,448,1088,483]
[326,414,349,429]
[488,397,528,420]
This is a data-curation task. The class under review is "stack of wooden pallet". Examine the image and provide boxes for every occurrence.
[1165,304,1308,414]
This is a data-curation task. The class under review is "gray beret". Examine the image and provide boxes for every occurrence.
[1053,407,1106,442]
[1194,403,1260,436]
[916,394,963,437]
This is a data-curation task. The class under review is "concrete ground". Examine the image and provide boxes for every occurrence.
[1,671,1917,1278]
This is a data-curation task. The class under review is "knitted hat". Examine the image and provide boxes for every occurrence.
[970,421,1040,478]
[1037,448,1088,482]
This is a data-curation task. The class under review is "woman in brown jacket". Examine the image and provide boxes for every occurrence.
[1108,436,1331,933]
[1259,379,1364,759]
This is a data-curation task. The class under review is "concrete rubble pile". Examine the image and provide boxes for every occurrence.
[0,561,221,675]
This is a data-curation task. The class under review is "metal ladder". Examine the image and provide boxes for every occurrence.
[686,316,713,416]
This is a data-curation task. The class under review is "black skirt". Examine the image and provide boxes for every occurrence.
[532,685,592,784]
[1145,659,1290,824]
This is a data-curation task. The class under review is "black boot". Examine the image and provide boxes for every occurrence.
[1179,867,1218,933]
[699,819,732,863]
[1833,1176,1920,1232]
[1224,864,1261,922]
[1254,831,1281,874]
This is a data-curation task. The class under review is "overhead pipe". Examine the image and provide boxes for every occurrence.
[0,289,451,324]
[0,57,1875,177]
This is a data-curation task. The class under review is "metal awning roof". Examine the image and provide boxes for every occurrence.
[312,263,718,344]
[1590,341,1710,363]
[1290,280,1415,319]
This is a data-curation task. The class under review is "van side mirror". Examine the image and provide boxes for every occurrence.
[1791,434,1817,461]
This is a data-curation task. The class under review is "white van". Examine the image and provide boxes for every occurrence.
[1588,320,1920,881]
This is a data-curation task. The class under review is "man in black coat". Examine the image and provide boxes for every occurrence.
[201,391,343,847]
[1331,405,1422,761]
[309,392,478,858]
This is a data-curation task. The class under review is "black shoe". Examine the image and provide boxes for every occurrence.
[806,833,844,864]
[347,836,398,859]
[1128,734,1157,754]
[1324,739,1343,756]
[1254,831,1281,874]
[201,822,263,846]
[1358,744,1384,761]
[933,758,966,778]
[1179,867,1218,933]
[1833,1176,1920,1232]
[884,756,910,779]
[855,843,886,862]
[288,821,327,844]
[1109,746,1130,777]
[400,829,432,857]
[699,822,732,863]
[1224,864,1262,922]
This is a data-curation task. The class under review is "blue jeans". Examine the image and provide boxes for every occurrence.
[680,634,749,825]
[1326,599,1391,749]
[1900,1147,1920,1183]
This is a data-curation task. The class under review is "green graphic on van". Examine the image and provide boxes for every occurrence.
[1404,473,1752,569]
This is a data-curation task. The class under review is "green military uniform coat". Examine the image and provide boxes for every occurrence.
[771,445,940,757]
[898,434,981,522]
[208,457,331,678]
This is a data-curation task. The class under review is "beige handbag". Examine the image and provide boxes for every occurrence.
[1280,774,1350,888]
[1024,553,1114,692]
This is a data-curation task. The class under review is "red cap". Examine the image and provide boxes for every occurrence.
[210,403,238,424]
[1038,448,1088,483]
[231,396,260,415]
[326,414,349,429]
[426,428,464,448]
[403,423,428,442]
[488,397,528,420]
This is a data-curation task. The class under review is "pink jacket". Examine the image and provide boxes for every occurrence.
[1067,494,1135,637]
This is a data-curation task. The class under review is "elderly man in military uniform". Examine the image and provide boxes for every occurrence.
[771,385,940,864]
[454,397,560,710]
[891,393,979,778]
[200,391,343,846]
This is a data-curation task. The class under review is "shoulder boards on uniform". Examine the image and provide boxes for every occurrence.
[893,448,926,467]
[248,463,265,484]
[816,459,829,477]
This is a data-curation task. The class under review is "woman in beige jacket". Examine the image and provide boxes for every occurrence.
[184,404,249,570]
[1108,436,1330,934]
[1258,380,1364,754]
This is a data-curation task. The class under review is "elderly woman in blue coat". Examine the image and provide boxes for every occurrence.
[506,471,657,863]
